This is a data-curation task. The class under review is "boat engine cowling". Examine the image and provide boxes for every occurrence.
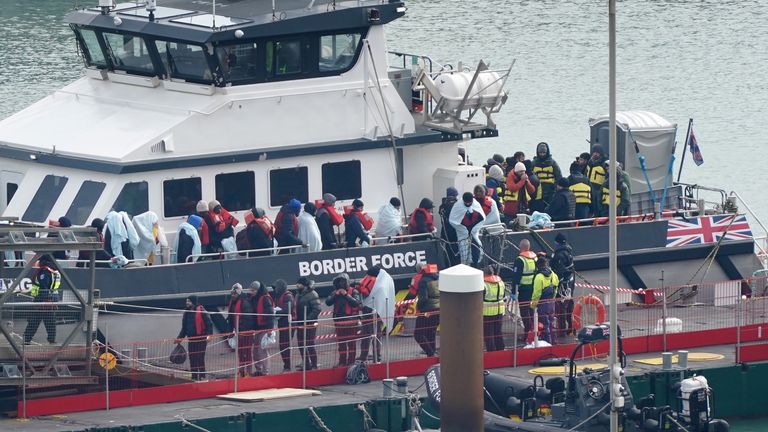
[483,371,537,419]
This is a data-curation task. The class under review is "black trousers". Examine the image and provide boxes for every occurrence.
[414,313,440,357]
[277,318,292,369]
[483,315,504,352]
[296,324,318,369]
[358,308,383,362]
[188,338,208,380]
[24,305,57,344]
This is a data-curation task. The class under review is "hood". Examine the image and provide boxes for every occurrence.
[419,198,435,210]
[303,202,317,216]
[591,144,606,160]
[488,164,505,182]
[535,142,551,160]
[538,267,552,277]
[273,279,288,295]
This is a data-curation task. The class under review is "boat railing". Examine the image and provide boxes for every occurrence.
[676,182,729,212]
[370,232,436,243]
[387,50,438,75]
[730,191,768,269]
[1,258,148,268]
[185,245,303,263]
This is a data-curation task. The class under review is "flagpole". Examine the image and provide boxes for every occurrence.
[676,118,693,182]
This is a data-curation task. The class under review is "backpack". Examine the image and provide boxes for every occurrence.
[345,360,370,385]
[235,228,250,253]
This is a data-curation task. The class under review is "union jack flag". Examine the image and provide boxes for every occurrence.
[666,215,752,247]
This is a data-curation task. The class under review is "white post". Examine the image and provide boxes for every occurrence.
[608,0,620,430]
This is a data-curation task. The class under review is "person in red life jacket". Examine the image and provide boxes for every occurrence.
[407,198,435,241]
[176,295,213,381]
[504,162,536,218]
[244,207,275,257]
[345,199,372,247]
[414,266,440,357]
[194,200,212,253]
[315,193,343,250]
[275,198,303,254]
[203,200,239,254]
[448,192,486,267]
[482,265,506,352]
[325,274,361,367]
[248,281,274,376]
[272,279,296,372]
[227,284,255,377]
[295,277,321,370]
[474,184,501,225]
[357,266,384,363]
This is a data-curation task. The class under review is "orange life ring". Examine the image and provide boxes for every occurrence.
[572,295,606,330]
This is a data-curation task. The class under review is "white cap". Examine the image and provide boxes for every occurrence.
[514,162,526,173]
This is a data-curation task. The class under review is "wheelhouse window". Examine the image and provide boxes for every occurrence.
[163,178,202,218]
[319,33,361,72]
[103,33,155,74]
[267,40,302,76]
[6,183,18,205]
[269,167,308,207]
[216,42,259,83]
[155,40,213,83]
[113,181,148,217]
[23,175,68,222]
[215,171,255,211]
[65,181,106,225]
[77,28,108,68]
[322,161,361,201]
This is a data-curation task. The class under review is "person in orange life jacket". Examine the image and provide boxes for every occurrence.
[345,199,372,247]
[408,198,436,241]
[275,198,303,253]
[295,277,321,370]
[439,187,461,266]
[531,256,559,344]
[272,279,295,372]
[482,265,506,352]
[315,193,343,250]
[510,239,538,335]
[357,265,385,363]
[529,142,563,214]
[204,200,239,254]
[248,281,274,376]
[194,200,212,253]
[176,295,213,381]
[504,162,536,218]
[414,265,440,357]
[545,178,576,222]
[325,274,361,366]
[23,255,60,345]
[474,184,501,225]
[486,164,506,210]
[550,233,575,339]
[227,284,255,377]
[448,192,486,267]
[244,207,274,257]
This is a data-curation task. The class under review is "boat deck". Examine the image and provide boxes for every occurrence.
[1,343,743,432]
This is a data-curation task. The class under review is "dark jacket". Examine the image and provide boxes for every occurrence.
[315,207,337,250]
[104,226,134,260]
[296,287,322,323]
[227,294,255,332]
[416,272,440,312]
[545,188,576,221]
[325,287,361,319]
[344,211,370,247]
[176,228,196,264]
[178,305,213,338]
[246,220,273,257]
[273,280,295,325]
[275,205,302,248]
[550,243,574,280]
[439,197,458,243]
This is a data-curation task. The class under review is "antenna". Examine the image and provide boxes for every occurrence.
[146,0,156,22]
[212,0,217,28]
[98,0,114,15]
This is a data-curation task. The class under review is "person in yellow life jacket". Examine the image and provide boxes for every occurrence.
[568,162,592,220]
[530,142,563,213]
[598,161,631,217]
[531,256,559,345]
[24,255,62,344]
[510,239,538,335]
[482,265,506,352]
[586,144,607,217]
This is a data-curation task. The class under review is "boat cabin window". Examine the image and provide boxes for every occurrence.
[163,178,202,218]
[6,183,18,205]
[76,28,108,68]
[319,33,361,72]
[216,42,259,84]
[23,175,69,223]
[113,181,149,217]
[266,40,303,77]
[322,161,361,201]
[269,167,308,208]
[155,40,213,83]
[103,33,156,75]
[215,171,255,211]
[65,181,106,225]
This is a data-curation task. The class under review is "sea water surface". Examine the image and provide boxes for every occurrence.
[0,0,766,218]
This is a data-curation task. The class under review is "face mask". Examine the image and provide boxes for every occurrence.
[214,206,222,214]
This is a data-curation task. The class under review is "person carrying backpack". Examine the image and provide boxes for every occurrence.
[531,256,559,344]
[550,233,575,338]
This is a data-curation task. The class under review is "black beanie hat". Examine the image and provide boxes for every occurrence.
[389,197,401,207]
[462,192,474,204]
[367,264,381,277]
[555,233,567,244]
[186,295,198,305]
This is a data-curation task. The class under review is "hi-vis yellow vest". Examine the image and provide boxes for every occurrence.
[533,165,555,199]
[570,182,591,204]
[518,254,537,285]
[587,164,606,187]
[483,276,505,316]
[29,268,61,298]
[602,186,622,205]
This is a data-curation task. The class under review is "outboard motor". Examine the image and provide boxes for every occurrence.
[483,370,537,419]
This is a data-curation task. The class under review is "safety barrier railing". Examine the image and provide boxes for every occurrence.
[4,276,767,417]
[185,245,303,262]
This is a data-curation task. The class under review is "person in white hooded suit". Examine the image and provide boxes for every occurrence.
[374,197,403,242]
[448,192,486,266]
[298,202,322,253]
[132,211,167,264]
